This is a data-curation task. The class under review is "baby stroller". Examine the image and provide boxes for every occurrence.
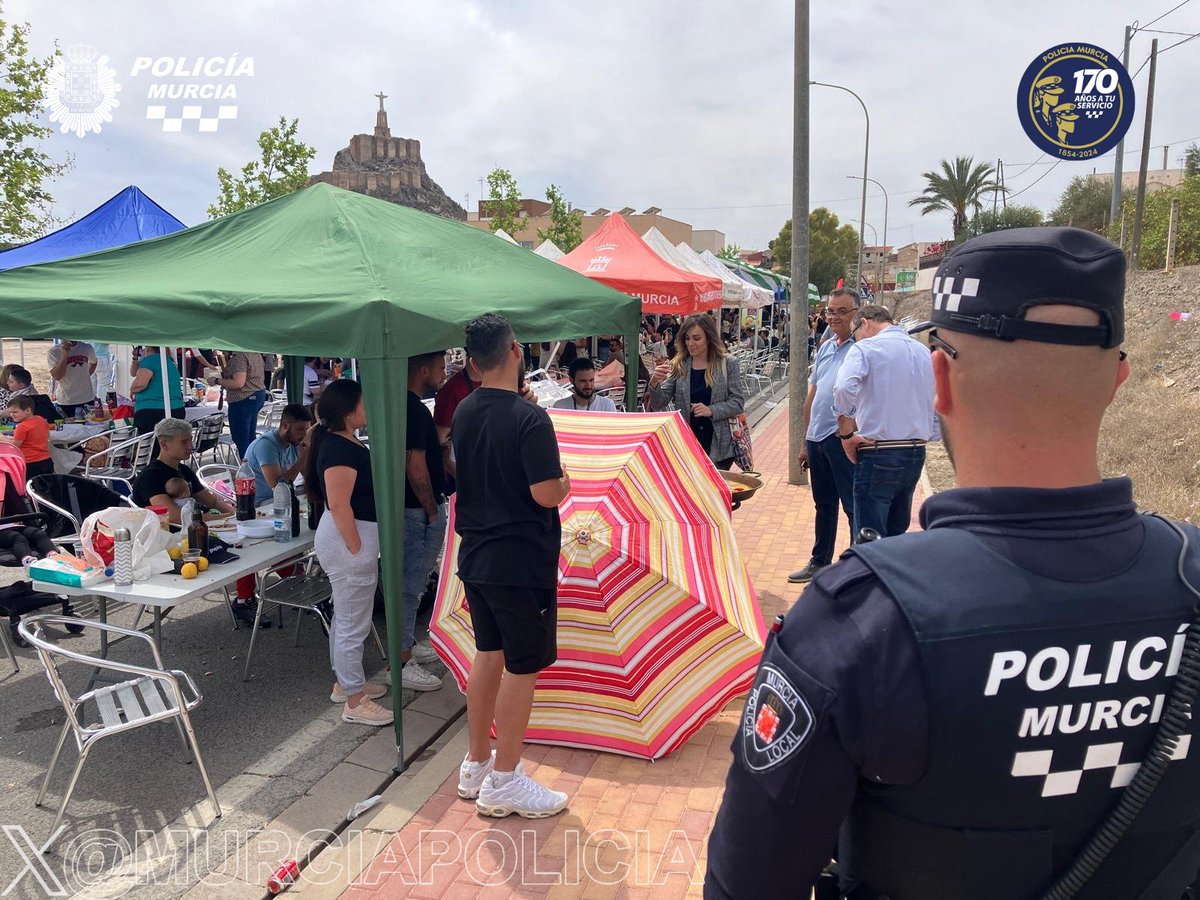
[0,445,82,666]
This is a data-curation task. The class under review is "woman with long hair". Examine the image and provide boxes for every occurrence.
[305,379,392,726]
[648,314,746,469]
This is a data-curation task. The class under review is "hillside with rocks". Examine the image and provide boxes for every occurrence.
[890,265,1200,521]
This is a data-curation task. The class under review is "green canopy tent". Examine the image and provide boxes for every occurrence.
[0,182,642,767]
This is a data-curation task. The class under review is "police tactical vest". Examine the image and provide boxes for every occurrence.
[845,516,1200,900]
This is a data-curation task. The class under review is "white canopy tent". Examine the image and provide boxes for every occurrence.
[698,250,773,309]
[534,239,564,260]
[493,228,520,245]
[640,227,749,309]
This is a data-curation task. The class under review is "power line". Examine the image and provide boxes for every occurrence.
[1131,29,1199,77]
[1135,0,1192,32]
[1006,160,1063,199]
[1137,27,1198,34]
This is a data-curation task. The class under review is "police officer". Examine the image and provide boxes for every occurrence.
[705,228,1200,899]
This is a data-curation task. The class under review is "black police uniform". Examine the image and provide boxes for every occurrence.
[705,229,1200,899]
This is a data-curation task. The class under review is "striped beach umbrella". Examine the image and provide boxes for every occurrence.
[430,408,765,759]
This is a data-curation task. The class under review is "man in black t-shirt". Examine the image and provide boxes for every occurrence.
[400,351,449,693]
[451,314,571,819]
[132,418,233,523]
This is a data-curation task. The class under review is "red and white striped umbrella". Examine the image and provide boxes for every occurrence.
[431,409,765,759]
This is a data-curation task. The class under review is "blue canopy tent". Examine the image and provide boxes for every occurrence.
[0,185,186,405]
[0,186,185,272]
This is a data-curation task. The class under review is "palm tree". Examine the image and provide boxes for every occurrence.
[909,157,1006,237]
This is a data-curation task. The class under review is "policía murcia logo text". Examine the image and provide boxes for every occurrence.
[1016,42,1135,160]
[45,44,121,138]
[130,55,254,132]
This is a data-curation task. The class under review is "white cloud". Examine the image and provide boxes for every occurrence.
[8,0,1197,247]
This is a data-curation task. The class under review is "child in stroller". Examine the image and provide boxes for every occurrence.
[0,443,83,648]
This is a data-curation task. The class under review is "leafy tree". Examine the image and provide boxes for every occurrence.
[808,208,860,294]
[1049,176,1128,232]
[769,219,792,275]
[208,116,316,218]
[536,184,582,251]
[0,4,70,242]
[1109,177,1200,269]
[909,156,1005,238]
[1185,143,1200,178]
[967,203,1044,236]
[484,167,525,238]
[718,242,743,260]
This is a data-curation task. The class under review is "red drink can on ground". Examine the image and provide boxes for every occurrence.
[267,859,299,894]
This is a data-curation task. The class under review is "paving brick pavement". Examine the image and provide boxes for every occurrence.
[337,402,926,899]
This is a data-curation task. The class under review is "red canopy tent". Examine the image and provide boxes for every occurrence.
[558,213,723,315]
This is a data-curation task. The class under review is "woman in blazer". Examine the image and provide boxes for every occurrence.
[649,313,746,469]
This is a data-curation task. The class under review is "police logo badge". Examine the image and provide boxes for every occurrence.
[743,664,814,772]
[1016,42,1135,161]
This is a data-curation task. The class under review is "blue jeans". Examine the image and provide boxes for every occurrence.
[403,503,447,652]
[227,389,267,459]
[807,433,856,565]
[852,446,925,540]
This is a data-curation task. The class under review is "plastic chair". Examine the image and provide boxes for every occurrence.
[17,614,221,848]
[189,413,226,468]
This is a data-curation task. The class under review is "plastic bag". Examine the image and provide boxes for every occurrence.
[80,507,175,580]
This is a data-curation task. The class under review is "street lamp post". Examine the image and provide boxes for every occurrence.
[848,220,878,294]
[812,81,869,284]
[848,175,888,291]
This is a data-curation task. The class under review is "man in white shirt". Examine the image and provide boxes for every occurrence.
[833,305,937,539]
[552,358,618,412]
[47,339,97,416]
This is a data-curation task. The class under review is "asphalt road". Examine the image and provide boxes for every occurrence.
[0,592,440,900]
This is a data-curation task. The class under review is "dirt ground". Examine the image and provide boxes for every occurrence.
[887,264,1200,521]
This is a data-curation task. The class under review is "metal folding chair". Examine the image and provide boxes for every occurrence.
[17,614,221,849]
[189,412,226,468]
[81,432,155,493]
[242,553,385,681]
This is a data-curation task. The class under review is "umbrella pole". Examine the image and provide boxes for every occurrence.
[20,338,25,366]
[360,358,408,771]
[160,346,172,413]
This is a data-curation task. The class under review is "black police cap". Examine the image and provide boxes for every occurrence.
[908,227,1125,349]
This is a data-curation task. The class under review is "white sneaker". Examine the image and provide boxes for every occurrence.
[411,640,439,665]
[476,763,569,819]
[458,750,496,799]
[342,698,393,726]
[330,681,387,704]
[401,660,442,692]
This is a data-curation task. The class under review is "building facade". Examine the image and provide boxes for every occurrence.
[466,202,723,252]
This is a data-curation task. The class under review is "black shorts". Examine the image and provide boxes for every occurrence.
[463,582,557,675]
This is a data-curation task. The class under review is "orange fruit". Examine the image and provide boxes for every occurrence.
[197,557,209,571]
[180,563,198,579]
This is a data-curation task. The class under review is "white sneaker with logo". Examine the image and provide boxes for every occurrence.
[401,660,442,692]
[476,763,569,819]
[410,639,440,666]
[458,750,496,799]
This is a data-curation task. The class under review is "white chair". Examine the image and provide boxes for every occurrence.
[189,413,227,468]
[17,614,220,848]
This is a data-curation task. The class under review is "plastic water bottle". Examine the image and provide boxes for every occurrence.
[113,528,133,586]
[273,482,291,543]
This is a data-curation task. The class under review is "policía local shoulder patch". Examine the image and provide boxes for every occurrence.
[742,663,814,772]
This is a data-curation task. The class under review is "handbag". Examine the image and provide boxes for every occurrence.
[727,412,754,472]
[721,358,754,471]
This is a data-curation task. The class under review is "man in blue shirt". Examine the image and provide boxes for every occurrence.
[833,304,937,539]
[243,403,312,502]
[788,288,858,584]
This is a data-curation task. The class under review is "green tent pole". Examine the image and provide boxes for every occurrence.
[360,358,408,771]
[625,332,638,412]
[283,356,304,405]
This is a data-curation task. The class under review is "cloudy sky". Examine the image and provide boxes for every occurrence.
[9,0,1199,250]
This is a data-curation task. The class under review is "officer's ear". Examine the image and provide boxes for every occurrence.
[932,347,954,417]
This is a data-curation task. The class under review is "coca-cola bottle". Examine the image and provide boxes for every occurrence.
[235,459,257,521]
